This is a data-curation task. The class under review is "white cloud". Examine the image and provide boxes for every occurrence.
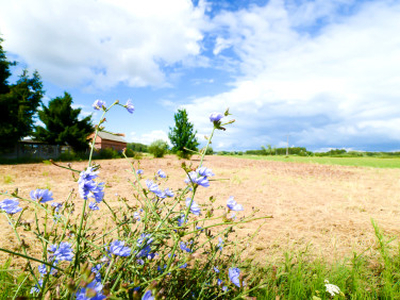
[0,0,208,89]
[184,0,400,150]
[129,130,169,145]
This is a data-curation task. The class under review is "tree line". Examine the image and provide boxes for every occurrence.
[0,38,93,154]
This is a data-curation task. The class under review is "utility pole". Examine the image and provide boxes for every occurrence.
[286,134,289,157]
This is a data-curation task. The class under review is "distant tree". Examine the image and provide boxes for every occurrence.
[34,92,93,152]
[168,109,199,159]
[0,38,44,150]
[127,142,148,153]
[148,139,169,158]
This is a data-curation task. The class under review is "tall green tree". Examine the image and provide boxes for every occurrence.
[168,108,199,159]
[35,92,93,152]
[0,38,44,150]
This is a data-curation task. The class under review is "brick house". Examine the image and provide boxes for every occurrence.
[88,132,127,152]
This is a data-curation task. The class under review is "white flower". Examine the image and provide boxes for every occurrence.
[324,280,341,297]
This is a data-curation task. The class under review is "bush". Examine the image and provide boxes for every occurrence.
[125,148,142,159]
[96,148,122,159]
[205,146,214,155]
[148,139,169,158]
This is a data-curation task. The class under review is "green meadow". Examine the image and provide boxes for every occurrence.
[231,155,400,169]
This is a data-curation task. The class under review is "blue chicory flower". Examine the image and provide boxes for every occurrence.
[186,198,201,216]
[164,188,174,197]
[227,196,243,211]
[218,237,224,251]
[78,167,104,204]
[177,214,186,227]
[89,202,100,210]
[48,242,74,262]
[30,278,43,294]
[142,290,154,300]
[109,240,131,257]
[76,280,106,300]
[51,202,63,212]
[146,180,166,198]
[222,285,228,292]
[92,264,102,282]
[93,99,106,110]
[179,263,188,269]
[136,169,144,175]
[38,264,47,275]
[209,112,224,122]
[157,169,167,178]
[214,266,220,273]
[180,242,192,253]
[30,189,53,203]
[125,99,135,114]
[0,198,22,214]
[197,167,215,177]
[229,267,241,287]
[185,167,214,188]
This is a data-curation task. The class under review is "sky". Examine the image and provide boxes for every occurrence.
[0,0,399,152]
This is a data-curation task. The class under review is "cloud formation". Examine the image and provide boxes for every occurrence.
[185,0,400,150]
[0,0,207,89]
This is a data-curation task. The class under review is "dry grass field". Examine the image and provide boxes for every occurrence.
[1,155,400,266]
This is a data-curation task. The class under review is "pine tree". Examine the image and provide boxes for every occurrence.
[0,38,44,150]
[168,109,199,159]
[34,92,93,152]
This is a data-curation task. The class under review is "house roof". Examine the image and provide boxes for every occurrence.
[97,131,127,143]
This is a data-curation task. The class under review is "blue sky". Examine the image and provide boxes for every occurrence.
[1,0,400,152]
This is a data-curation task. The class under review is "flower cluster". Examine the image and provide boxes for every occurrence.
[0,198,22,214]
[185,167,214,188]
[48,242,74,263]
[78,167,105,210]
[30,189,54,203]
[109,240,131,257]
[324,280,341,297]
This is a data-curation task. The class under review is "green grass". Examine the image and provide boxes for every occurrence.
[229,155,400,168]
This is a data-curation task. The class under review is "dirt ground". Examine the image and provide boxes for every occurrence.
[1,155,400,265]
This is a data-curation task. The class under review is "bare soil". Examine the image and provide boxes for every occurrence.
[1,155,400,265]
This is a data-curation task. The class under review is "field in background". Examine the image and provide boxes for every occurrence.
[229,154,400,168]
[1,155,400,266]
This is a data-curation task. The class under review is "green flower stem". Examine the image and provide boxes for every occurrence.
[199,126,216,168]
[12,273,29,300]
[102,256,115,285]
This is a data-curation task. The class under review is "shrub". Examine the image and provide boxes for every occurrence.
[96,147,121,159]
[148,139,169,158]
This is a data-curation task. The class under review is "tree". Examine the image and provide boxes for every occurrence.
[148,140,169,158]
[168,109,199,159]
[34,92,93,152]
[0,38,44,150]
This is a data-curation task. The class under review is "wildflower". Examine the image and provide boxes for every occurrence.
[227,196,243,211]
[133,211,141,221]
[136,169,144,175]
[109,240,131,257]
[324,280,341,297]
[178,214,187,226]
[78,167,104,204]
[185,167,214,188]
[38,264,47,275]
[89,202,99,210]
[218,237,224,251]
[217,278,223,285]
[229,267,241,287]
[157,169,167,178]
[125,99,135,114]
[0,198,22,214]
[30,189,53,203]
[146,180,165,198]
[76,280,106,300]
[186,198,201,216]
[93,99,106,110]
[51,202,63,212]
[137,245,151,258]
[222,286,228,292]
[142,290,154,300]
[197,166,215,178]
[137,233,154,246]
[179,263,188,269]
[48,242,74,262]
[180,242,192,253]
[30,278,43,294]
[209,112,224,122]
[92,264,102,282]
[164,188,174,197]
[214,266,220,273]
